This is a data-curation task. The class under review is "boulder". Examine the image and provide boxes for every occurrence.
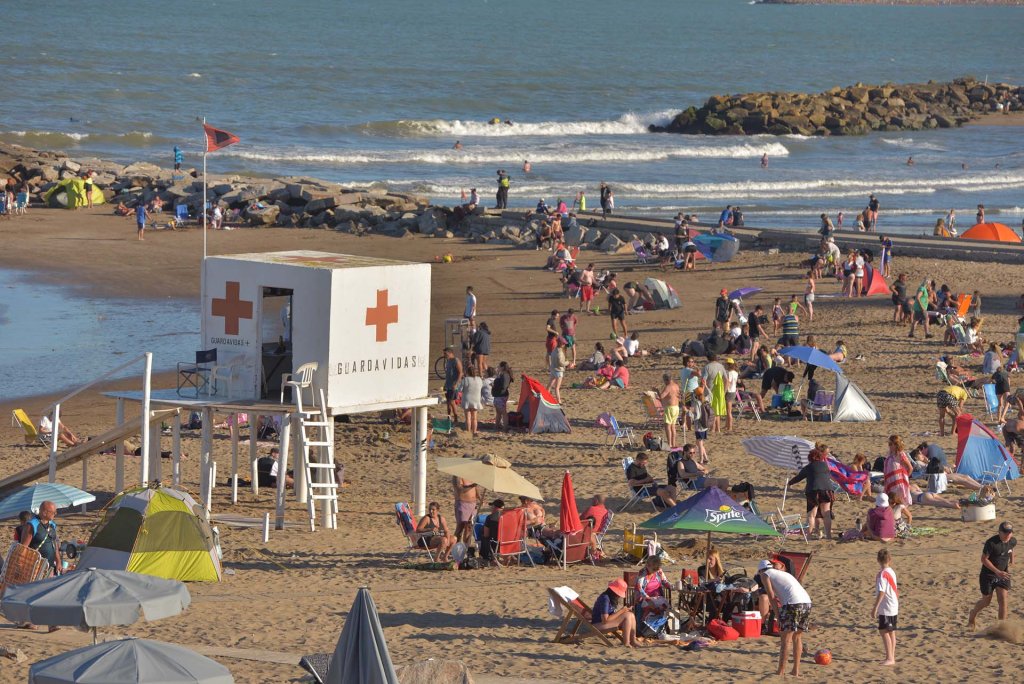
[563,224,585,245]
[418,210,439,234]
[582,227,602,244]
[304,196,338,213]
[602,234,626,254]
[61,159,82,173]
[246,204,280,226]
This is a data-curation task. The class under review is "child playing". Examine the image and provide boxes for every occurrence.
[771,297,784,334]
[873,548,899,666]
[687,388,711,464]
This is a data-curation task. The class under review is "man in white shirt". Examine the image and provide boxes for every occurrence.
[758,559,813,677]
[464,286,477,322]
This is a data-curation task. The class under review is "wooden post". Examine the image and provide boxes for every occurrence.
[275,414,291,530]
[230,414,239,504]
[148,422,162,484]
[249,414,259,496]
[172,412,182,486]
[200,407,213,517]
[262,512,270,543]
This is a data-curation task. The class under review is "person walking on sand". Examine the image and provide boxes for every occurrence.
[873,548,899,666]
[548,336,567,404]
[559,308,578,368]
[135,201,147,241]
[758,559,812,677]
[452,471,482,547]
[907,279,933,339]
[464,285,477,323]
[608,288,628,337]
[579,263,596,313]
[544,309,560,369]
[804,271,815,322]
[443,346,463,422]
[967,521,1015,630]
[658,373,681,449]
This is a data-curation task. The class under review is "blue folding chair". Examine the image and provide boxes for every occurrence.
[605,414,636,448]
[174,204,190,227]
[983,383,999,420]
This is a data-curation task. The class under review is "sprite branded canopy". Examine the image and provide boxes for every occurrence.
[639,487,779,536]
[78,484,222,582]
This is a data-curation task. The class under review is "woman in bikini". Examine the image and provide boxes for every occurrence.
[415,501,455,562]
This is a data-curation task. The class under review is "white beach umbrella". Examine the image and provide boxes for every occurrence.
[741,436,815,510]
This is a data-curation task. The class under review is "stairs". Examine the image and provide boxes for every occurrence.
[293,388,339,530]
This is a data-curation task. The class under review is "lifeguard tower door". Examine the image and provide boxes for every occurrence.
[260,286,293,399]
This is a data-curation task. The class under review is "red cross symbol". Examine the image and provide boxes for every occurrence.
[211,281,254,335]
[365,289,399,342]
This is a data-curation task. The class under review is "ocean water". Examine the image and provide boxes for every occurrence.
[1,0,1022,233]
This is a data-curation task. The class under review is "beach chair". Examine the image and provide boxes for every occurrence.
[980,462,1013,497]
[618,458,657,513]
[493,507,536,567]
[548,587,614,646]
[630,240,651,264]
[950,324,973,354]
[935,360,977,398]
[593,510,614,556]
[767,507,810,543]
[641,391,664,427]
[623,569,673,609]
[11,409,50,447]
[773,550,813,582]
[982,383,999,420]
[177,349,217,397]
[556,520,595,570]
[14,192,28,215]
[806,389,835,422]
[173,203,191,227]
[605,414,636,448]
[620,523,654,566]
[431,416,455,441]
[732,389,762,422]
[394,502,436,562]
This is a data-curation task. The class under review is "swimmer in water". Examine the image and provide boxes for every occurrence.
[453,140,463,150]
[523,160,531,173]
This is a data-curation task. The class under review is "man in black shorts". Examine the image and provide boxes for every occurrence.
[760,367,795,402]
[608,288,627,337]
[967,521,1015,629]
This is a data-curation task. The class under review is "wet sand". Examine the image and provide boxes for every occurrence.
[1,207,1023,683]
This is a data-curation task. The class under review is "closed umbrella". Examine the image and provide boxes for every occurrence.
[1,568,190,644]
[435,454,544,501]
[0,483,95,520]
[29,638,233,684]
[327,587,398,684]
[728,287,762,301]
[559,471,582,534]
[778,345,844,375]
[742,436,814,510]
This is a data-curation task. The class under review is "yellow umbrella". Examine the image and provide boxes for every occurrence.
[435,454,544,501]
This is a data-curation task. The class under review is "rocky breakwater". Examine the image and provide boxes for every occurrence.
[0,142,432,237]
[651,78,1023,136]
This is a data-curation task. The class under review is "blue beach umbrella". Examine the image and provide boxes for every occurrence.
[0,483,95,520]
[778,345,844,375]
[728,287,762,301]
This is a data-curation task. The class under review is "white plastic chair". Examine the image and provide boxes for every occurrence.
[281,362,318,412]
[980,462,1013,497]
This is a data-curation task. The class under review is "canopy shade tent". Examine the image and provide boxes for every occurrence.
[860,264,890,297]
[559,470,582,534]
[961,222,1021,243]
[1,568,191,644]
[639,488,779,549]
[327,587,398,684]
[955,414,1021,481]
[778,346,844,375]
[0,483,95,520]
[28,638,233,684]
[435,454,544,501]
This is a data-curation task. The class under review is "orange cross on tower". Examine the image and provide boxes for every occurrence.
[365,289,399,342]
[211,281,254,335]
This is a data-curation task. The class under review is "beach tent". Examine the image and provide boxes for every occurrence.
[954,414,1020,482]
[642,277,681,309]
[43,177,106,209]
[78,485,222,582]
[517,375,570,434]
[860,264,890,297]
[832,375,881,422]
[961,222,1021,243]
[693,234,739,263]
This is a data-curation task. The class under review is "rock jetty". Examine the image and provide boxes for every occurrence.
[651,78,1023,136]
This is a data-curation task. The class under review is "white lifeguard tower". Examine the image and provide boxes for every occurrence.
[104,250,438,531]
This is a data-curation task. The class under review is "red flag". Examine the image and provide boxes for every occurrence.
[203,123,239,153]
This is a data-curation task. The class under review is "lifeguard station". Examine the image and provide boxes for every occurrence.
[102,250,438,530]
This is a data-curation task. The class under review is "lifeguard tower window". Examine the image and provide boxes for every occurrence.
[261,287,293,399]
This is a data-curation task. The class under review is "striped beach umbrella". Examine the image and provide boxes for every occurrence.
[742,436,814,510]
[0,483,95,520]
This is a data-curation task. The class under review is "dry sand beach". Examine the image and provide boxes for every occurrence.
[1,207,1022,682]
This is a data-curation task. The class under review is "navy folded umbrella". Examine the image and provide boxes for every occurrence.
[778,346,844,375]
[728,287,762,301]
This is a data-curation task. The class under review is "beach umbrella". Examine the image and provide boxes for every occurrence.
[728,287,762,301]
[435,454,544,501]
[28,638,233,684]
[742,436,814,509]
[327,587,398,684]
[0,483,95,520]
[559,470,582,534]
[778,346,844,375]
[1,568,191,644]
[693,234,739,263]
[961,222,1021,243]
[639,488,779,550]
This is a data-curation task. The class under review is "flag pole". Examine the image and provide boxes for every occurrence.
[200,118,208,353]
[202,117,208,261]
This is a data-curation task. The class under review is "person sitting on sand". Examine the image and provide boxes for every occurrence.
[580,342,606,371]
[256,447,294,489]
[591,579,640,647]
[610,360,630,389]
[416,501,455,562]
[114,201,130,216]
[889,492,913,539]
[862,493,896,542]
[829,339,848,363]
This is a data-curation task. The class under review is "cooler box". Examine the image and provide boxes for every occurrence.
[732,611,762,638]
[962,503,996,523]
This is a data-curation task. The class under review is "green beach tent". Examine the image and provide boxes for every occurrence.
[43,177,106,209]
[77,484,222,582]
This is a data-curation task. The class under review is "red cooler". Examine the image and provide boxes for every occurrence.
[732,611,762,638]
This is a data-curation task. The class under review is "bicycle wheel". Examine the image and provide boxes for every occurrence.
[434,356,446,380]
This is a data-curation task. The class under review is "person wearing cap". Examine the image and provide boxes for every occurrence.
[967,521,1016,629]
[591,578,639,647]
[714,289,731,326]
[479,499,505,561]
[862,493,896,542]
[547,336,568,404]
[758,557,813,677]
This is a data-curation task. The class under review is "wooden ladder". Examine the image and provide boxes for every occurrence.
[295,388,338,530]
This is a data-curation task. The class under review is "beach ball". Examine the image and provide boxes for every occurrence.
[814,649,832,666]
[443,254,453,263]
[609,332,617,340]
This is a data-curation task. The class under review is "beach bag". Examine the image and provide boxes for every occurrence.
[707,618,739,641]
[638,614,669,639]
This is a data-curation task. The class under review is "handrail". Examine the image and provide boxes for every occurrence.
[42,352,151,414]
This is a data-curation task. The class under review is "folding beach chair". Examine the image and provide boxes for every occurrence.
[618,458,657,513]
[394,502,436,562]
[556,520,595,570]
[982,383,999,420]
[980,462,1013,497]
[620,523,655,566]
[11,409,50,447]
[623,569,673,609]
[641,391,664,427]
[767,507,810,543]
[605,415,636,448]
[807,389,835,422]
[773,550,813,582]
[950,324,973,355]
[732,389,762,422]
[935,360,977,398]
[548,587,614,646]
[593,510,614,556]
[173,203,191,228]
[177,349,217,397]
[631,240,651,264]
[14,192,28,215]
[493,507,536,567]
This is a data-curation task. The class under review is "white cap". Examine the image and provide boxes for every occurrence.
[758,559,774,572]
[875,493,889,507]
